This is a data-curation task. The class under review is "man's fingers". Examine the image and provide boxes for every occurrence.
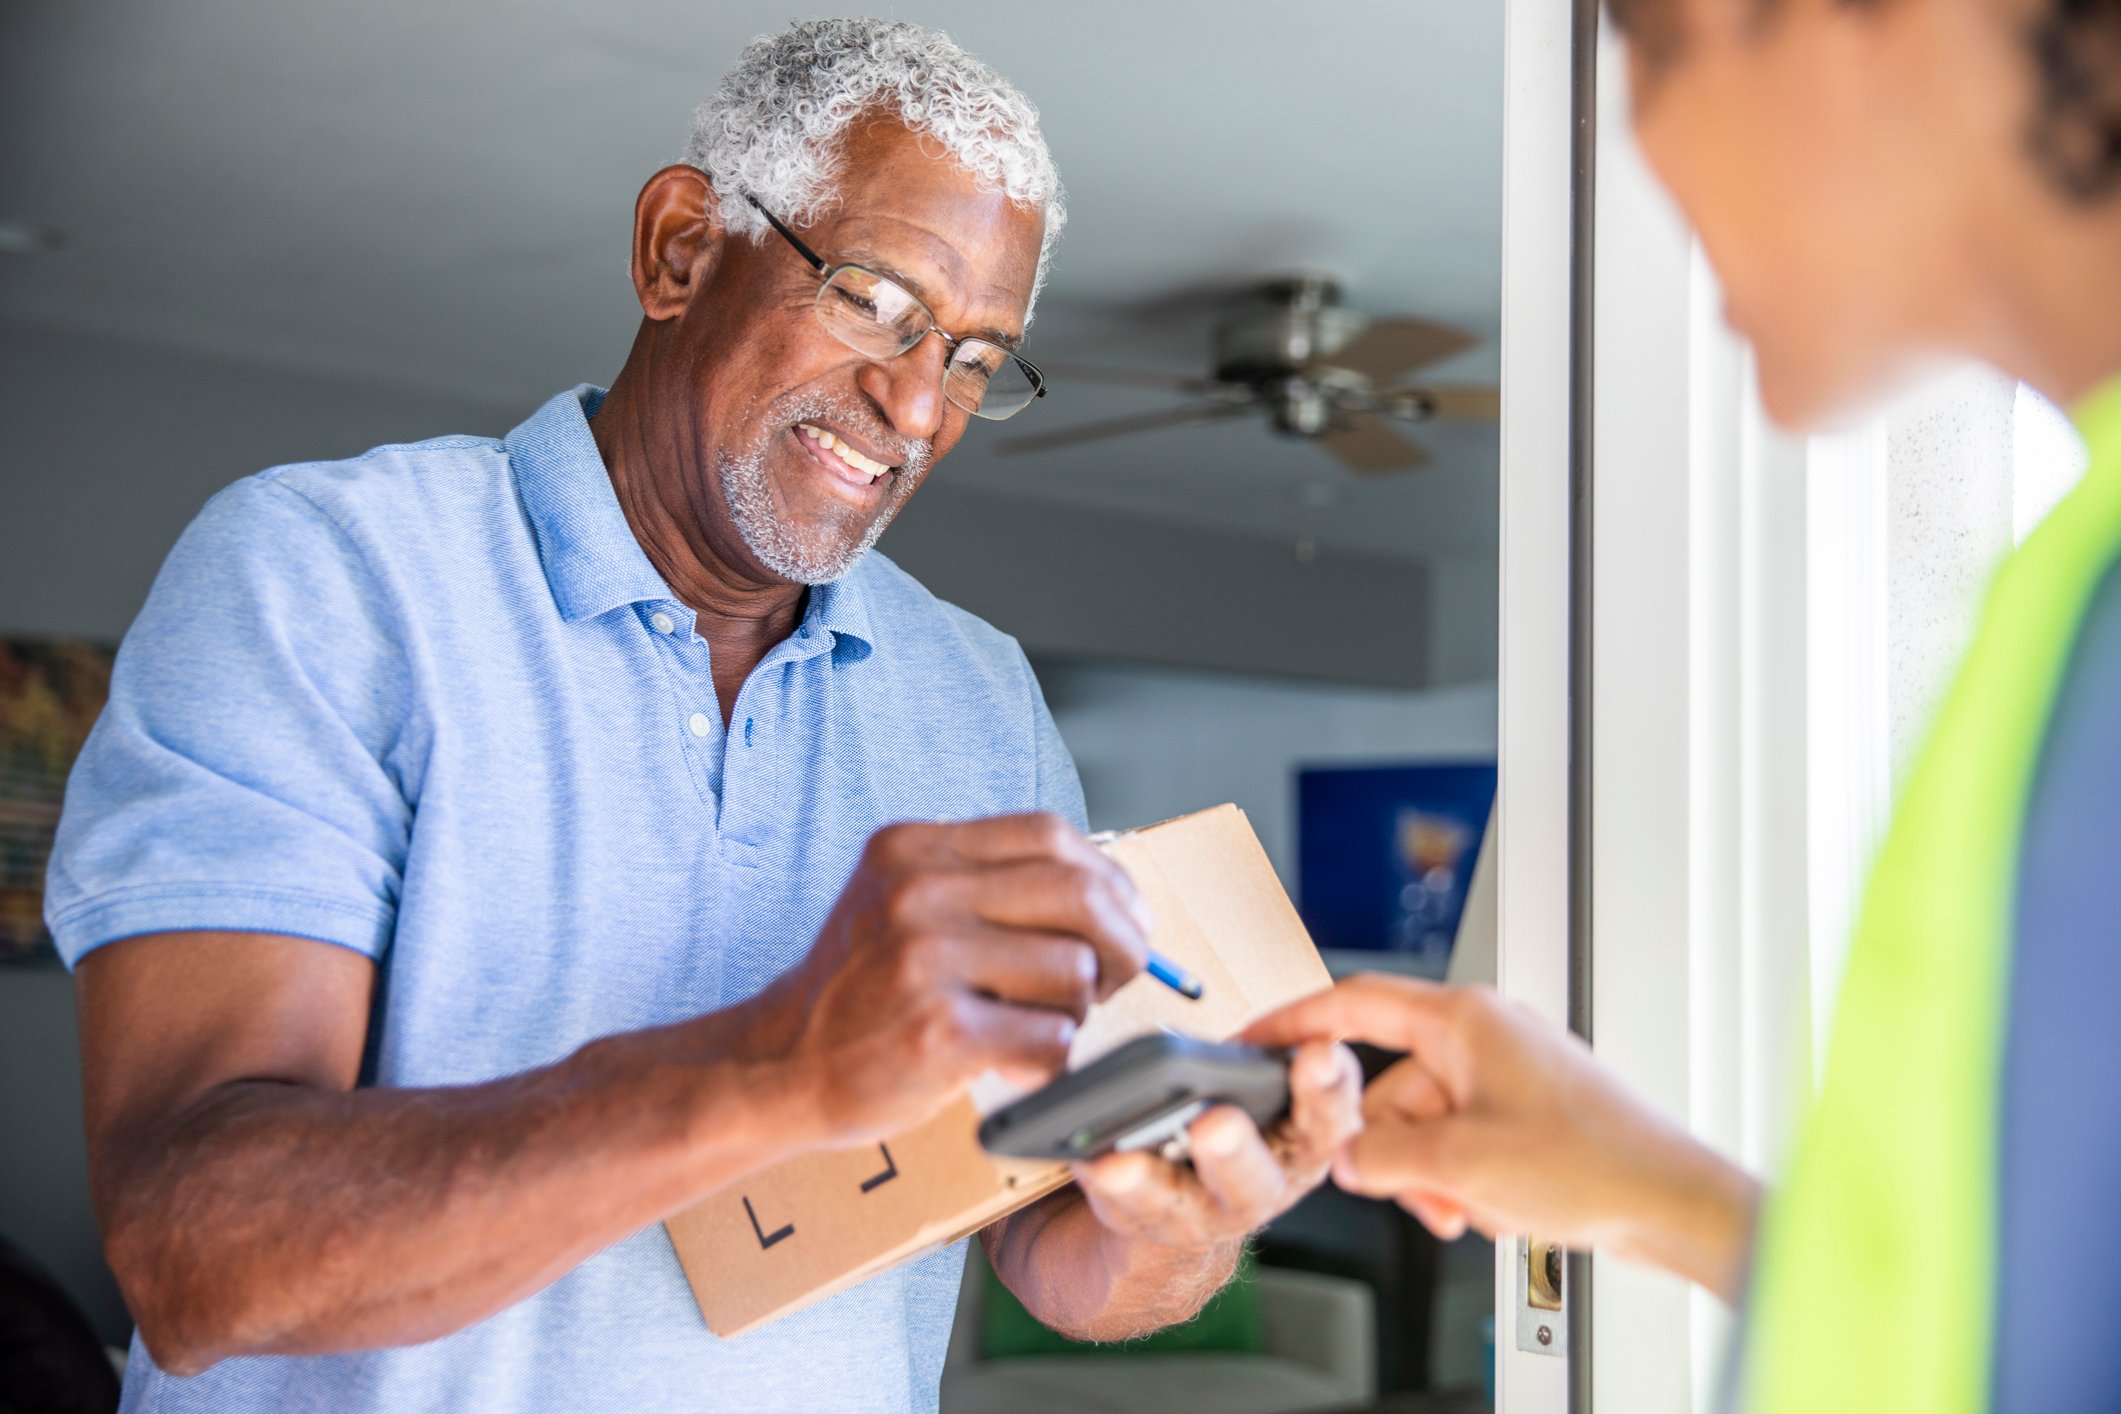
[866,815,1153,1001]
[939,929,1099,1020]
[1274,1042,1364,1175]
[932,992,1077,1085]
[1076,1147,1196,1229]
[922,812,1101,867]
[912,813,1153,931]
[931,814,1155,973]
[961,859,1149,999]
[1242,974,1463,1057]
[1188,1106,1285,1218]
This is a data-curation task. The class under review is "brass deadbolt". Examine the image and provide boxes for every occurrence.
[1527,1238,1564,1311]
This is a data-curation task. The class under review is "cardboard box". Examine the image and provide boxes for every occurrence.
[664,803,1332,1337]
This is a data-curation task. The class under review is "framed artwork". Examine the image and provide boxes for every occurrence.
[0,638,114,964]
[1296,761,1498,976]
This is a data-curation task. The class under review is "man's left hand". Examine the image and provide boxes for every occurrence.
[1072,1040,1364,1248]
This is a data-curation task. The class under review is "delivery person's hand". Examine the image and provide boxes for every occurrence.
[745,813,1151,1146]
[1243,974,1761,1302]
[1067,1039,1365,1249]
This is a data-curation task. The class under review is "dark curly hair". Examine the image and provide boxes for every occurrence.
[1606,0,2121,201]
[2029,0,2121,197]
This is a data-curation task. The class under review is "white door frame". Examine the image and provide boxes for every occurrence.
[1495,0,1592,1408]
[1562,12,1827,1413]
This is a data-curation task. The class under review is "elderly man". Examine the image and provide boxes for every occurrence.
[47,18,1360,1414]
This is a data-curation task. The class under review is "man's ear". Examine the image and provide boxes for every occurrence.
[630,165,726,322]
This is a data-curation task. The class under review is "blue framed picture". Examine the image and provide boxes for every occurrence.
[1296,762,1498,968]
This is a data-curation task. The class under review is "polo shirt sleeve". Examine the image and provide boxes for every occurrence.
[44,475,413,968]
[1027,667,1088,834]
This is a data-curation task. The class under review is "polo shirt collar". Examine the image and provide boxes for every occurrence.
[506,386,879,659]
[803,570,877,661]
[508,386,670,623]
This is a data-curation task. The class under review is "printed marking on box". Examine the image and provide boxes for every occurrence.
[742,1195,794,1250]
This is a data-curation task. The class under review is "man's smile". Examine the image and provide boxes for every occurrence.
[793,421,895,494]
[720,393,935,585]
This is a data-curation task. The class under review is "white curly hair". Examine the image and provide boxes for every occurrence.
[683,18,1065,312]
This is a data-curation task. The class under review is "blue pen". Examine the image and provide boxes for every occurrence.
[1145,951,1204,1001]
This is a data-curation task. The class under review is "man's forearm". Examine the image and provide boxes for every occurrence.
[102,1014,809,1374]
[983,1189,1242,1343]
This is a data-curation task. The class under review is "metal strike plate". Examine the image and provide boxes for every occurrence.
[1514,1236,1568,1356]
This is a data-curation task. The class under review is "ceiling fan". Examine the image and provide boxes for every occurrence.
[999,275,1499,475]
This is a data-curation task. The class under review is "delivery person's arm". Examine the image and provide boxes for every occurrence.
[1245,974,1762,1303]
[78,814,1146,1376]
[979,1041,1363,1341]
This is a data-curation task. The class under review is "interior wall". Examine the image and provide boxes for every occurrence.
[1425,550,1502,686]
[0,966,126,1344]
[1039,661,1499,888]
[884,488,1440,690]
[0,318,527,643]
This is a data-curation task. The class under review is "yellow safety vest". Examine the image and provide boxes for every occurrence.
[1747,377,2121,1411]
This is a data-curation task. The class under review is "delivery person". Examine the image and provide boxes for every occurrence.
[1250,0,2121,1408]
[47,19,1360,1413]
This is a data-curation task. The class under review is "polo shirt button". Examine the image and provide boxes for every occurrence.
[687,712,711,738]
[651,611,676,635]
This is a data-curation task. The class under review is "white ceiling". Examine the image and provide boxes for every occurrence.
[0,0,1501,561]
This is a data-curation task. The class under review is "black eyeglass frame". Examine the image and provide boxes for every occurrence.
[743,194,1047,420]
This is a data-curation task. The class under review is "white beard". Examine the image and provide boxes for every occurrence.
[718,394,932,585]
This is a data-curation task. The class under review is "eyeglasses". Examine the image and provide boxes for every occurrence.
[744,195,1047,421]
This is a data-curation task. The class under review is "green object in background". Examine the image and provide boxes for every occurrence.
[980,1247,1267,1358]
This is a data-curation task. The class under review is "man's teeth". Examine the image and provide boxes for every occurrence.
[799,423,891,481]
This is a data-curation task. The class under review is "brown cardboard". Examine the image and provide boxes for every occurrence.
[665,803,1331,1337]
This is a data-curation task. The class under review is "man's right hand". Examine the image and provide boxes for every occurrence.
[72,812,1146,1374]
[746,812,1152,1146]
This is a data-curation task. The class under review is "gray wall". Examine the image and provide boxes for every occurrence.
[0,319,527,642]
[1042,662,1498,883]
[0,968,126,1343]
[888,489,1433,689]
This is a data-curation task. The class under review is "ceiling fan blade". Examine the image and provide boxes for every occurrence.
[1318,414,1433,476]
[995,399,1256,456]
[1040,362,1234,397]
[1321,317,1480,384]
[1383,382,1502,422]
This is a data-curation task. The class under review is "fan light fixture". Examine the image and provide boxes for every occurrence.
[1000,276,1499,478]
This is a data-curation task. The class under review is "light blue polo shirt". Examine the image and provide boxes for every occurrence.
[46,385,1086,1414]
